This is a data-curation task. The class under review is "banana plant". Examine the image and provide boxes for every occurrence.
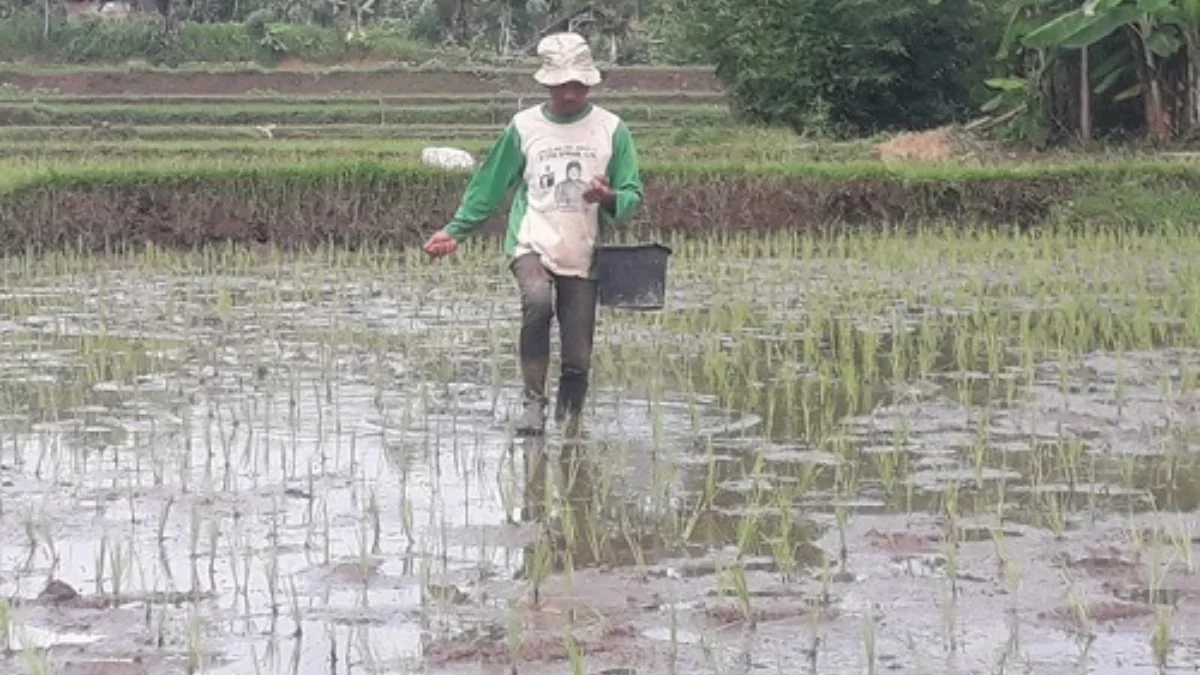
[1167,0,1200,126]
[1020,0,1192,140]
[980,0,1078,141]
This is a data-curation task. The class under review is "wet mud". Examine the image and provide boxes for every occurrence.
[0,243,1197,675]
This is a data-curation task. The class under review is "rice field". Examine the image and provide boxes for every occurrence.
[0,225,1195,675]
[1,66,1200,675]
[0,65,732,144]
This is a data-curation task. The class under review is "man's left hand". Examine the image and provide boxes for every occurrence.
[583,176,615,207]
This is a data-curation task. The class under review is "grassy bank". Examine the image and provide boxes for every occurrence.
[1,159,1197,254]
[0,123,551,142]
[0,101,733,127]
[0,63,720,96]
[0,129,873,163]
[0,92,727,106]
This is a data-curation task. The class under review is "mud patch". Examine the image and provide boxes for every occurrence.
[1041,600,1155,627]
[425,622,640,665]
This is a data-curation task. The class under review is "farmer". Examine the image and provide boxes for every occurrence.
[422,32,645,436]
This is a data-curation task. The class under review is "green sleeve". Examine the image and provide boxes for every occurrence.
[602,121,644,226]
[443,124,525,240]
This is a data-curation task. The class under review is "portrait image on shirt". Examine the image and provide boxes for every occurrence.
[554,160,587,212]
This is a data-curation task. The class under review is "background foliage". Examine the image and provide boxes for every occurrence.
[2,0,1199,143]
[661,0,1007,136]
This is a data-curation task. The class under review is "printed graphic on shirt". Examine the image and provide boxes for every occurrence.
[527,143,600,214]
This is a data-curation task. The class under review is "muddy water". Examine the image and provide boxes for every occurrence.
[0,243,1197,675]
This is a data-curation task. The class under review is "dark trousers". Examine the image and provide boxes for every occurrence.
[511,253,598,420]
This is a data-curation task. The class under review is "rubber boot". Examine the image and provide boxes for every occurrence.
[516,394,547,437]
[554,374,588,437]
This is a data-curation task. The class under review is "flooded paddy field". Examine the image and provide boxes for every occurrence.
[0,227,1198,675]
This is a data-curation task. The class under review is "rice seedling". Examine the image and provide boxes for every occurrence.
[861,605,878,675]
[0,599,11,656]
[564,626,587,675]
[941,586,959,655]
[1150,606,1173,670]
[20,638,50,675]
[187,607,203,674]
[1166,517,1194,573]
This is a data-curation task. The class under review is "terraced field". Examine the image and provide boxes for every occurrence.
[0,64,729,143]
[2,63,1200,675]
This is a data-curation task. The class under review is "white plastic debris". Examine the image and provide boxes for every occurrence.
[420,147,477,172]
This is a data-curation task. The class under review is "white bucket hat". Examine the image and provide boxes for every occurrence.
[533,32,602,87]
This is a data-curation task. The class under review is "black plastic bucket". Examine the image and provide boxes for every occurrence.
[595,243,673,310]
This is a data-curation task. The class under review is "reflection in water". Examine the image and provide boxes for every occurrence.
[514,431,824,588]
[517,434,650,580]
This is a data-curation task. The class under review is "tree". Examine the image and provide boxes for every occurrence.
[663,0,1005,136]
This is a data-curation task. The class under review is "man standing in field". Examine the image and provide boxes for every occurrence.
[422,32,646,436]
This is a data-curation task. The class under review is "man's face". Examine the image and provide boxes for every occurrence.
[548,81,589,115]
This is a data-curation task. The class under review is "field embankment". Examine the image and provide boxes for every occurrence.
[0,100,731,128]
[0,63,731,139]
[0,64,721,96]
[1,61,1195,254]
[1,160,1197,253]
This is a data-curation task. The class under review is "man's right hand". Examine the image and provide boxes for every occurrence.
[423,231,458,258]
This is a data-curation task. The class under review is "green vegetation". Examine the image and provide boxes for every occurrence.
[665,0,1004,135]
[0,12,442,65]
[0,92,726,105]
[989,0,1200,143]
[4,0,1200,144]
[0,101,732,126]
[0,152,1198,254]
[0,128,871,162]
